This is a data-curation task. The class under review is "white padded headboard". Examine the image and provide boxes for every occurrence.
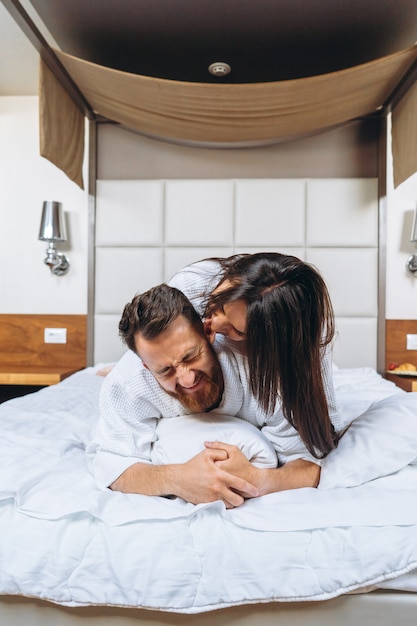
[93,178,379,368]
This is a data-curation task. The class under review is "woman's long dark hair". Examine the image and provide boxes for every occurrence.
[205,253,338,458]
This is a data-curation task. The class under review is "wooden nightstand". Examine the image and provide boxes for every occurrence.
[0,366,78,386]
[385,372,417,392]
[0,313,87,404]
[0,366,79,403]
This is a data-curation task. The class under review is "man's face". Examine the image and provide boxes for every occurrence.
[135,315,224,413]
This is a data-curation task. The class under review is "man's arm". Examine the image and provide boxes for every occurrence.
[204,441,320,495]
[110,446,259,508]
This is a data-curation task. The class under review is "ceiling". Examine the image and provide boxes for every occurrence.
[1,0,417,96]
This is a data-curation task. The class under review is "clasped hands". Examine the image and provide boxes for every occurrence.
[181,441,263,509]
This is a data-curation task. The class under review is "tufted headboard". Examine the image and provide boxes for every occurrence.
[92,177,380,369]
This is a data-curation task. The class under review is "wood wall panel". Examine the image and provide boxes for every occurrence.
[0,315,87,369]
[385,319,417,369]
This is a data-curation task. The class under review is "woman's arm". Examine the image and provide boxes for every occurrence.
[205,441,320,494]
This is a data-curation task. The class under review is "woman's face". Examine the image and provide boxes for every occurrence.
[205,280,248,342]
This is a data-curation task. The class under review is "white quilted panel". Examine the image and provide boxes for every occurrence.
[235,179,305,246]
[94,315,128,364]
[306,248,378,317]
[165,180,234,245]
[95,248,163,314]
[333,318,377,369]
[306,178,378,247]
[96,180,164,246]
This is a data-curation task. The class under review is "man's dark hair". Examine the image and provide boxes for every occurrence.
[119,283,204,354]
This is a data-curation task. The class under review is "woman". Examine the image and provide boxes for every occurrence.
[169,252,340,460]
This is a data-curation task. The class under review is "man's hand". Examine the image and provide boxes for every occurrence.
[110,448,259,509]
[205,440,321,496]
[175,447,258,507]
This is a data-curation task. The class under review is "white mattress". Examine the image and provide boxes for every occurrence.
[1,364,417,613]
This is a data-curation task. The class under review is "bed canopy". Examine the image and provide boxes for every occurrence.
[37,43,417,190]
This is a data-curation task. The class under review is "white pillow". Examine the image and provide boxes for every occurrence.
[152,413,278,468]
[319,392,417,489]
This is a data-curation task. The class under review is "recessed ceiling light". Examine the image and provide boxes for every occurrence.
[208,62,231,77]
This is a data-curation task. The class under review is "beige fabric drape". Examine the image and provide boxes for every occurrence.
[39,59,85,189]
[54,46,417,144]
[40,45,417,186]
[392,77,417,188]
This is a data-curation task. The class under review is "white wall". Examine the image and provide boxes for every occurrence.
[386,114,417,319]
[0,96,88,314]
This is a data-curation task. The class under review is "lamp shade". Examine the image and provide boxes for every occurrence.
[411,205,417,243]
[38,201,67,242]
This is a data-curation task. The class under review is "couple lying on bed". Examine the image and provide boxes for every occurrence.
[90,253,344,508]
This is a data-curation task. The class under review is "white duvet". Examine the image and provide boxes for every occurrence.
[1,365,417,613]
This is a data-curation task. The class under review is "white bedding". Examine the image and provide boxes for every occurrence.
[1,365,417,613]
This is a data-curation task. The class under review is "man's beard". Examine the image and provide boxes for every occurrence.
[167,365,224,413]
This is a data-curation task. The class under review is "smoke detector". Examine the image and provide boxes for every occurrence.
[208,62,231,77]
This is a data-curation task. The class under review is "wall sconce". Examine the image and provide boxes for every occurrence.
[38,201,70,276]
[406,205,417,276]
[406,207,417,278]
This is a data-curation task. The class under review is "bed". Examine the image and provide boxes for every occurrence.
[1,361,417,625]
